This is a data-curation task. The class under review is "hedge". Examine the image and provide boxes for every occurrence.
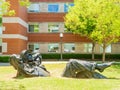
[0,56,10,62]
[41,53,120,61]
[0,54,120,62]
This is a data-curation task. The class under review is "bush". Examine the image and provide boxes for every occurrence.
[41,53,120,61]
[0,54,119,62]
[106,54,120,60]
[41,53,60,59]
[63,53,92,59]
[0,56,10,62]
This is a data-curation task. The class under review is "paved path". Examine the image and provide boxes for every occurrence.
[0,63,10,66]
[0,61,67,66]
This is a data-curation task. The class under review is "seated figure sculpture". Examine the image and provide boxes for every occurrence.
[10,50,50,77]
[62,59,113,79]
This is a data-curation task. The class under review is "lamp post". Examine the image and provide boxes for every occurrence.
[60,33,63,60]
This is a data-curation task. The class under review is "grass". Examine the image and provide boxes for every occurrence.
[0,63,120,90]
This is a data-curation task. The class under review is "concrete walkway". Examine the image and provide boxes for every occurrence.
[0,62,10,66]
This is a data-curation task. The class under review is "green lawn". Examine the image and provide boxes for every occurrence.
[0,63,120,90]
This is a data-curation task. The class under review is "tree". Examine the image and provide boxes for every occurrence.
[19,0,30,7]
[90,0,120,62]
[0,0,30,17]
[65,0,120,62]
[65,0,98,60]
[0,0,30,30]
[0,0,15,17]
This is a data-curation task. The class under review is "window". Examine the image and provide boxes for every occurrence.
[48,23,59,32]
[48,43,59,52]
[28,3,40,12]
[28,43,40,51]
[84,43,92,53]
[64,3,74,12]
[28,24,39,33]
[48,4,59,12]
[64,43,75,53]
[100,45,111,53]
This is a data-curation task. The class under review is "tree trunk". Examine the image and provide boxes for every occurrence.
[92,42,95,60]
[102,43,106,62]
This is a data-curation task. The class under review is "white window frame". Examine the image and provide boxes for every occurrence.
[100,44,111,53]
[28,23,39,33]
[48,23,59,33]
[48,43,59,52]
[64,43,75,53]
[28,3,40,12]
[84,43,92,53]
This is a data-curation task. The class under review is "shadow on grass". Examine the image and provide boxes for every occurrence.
[12,75,120,80]
[12,75,39,79]
[12,76,25,79]
[107,77,120,80]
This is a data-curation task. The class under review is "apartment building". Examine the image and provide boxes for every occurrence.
[0,0,120,55]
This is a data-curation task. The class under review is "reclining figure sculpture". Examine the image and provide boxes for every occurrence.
[10,50,50,77]
[62,59,113,79]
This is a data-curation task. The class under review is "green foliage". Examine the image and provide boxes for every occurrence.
[41,53,92,59]
[0,56,10,62]
[19,0,30,7]
[65,0,120,44]
[0,54,119,62]
[41,53,120,61]
[90,0,120,45]
[65,0,97,37]
[63,53,92,59]
[0,0,30,27]
[0,0,30,16]
[41,53,60,59]
[0,0,15,16]
[65,0,120,61]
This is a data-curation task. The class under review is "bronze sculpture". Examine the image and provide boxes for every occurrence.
[10,50,50,77]
[62,59,113,79]
[10,50,113,79]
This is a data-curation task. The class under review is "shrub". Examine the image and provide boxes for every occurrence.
[41,53,60,59]
[0,56,10,62]
[0,54,119,62]
[41,53,120,61]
